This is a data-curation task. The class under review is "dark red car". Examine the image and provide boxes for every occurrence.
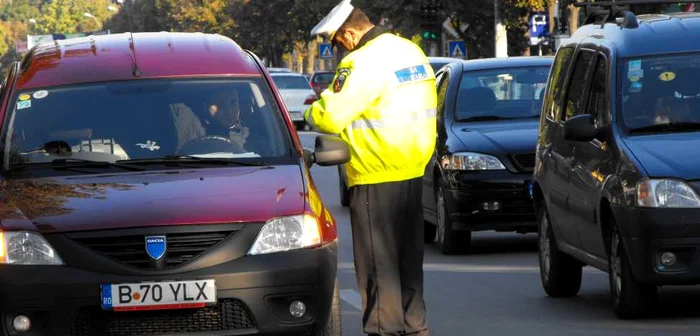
[0,32,347,335]
[309,71,335,96]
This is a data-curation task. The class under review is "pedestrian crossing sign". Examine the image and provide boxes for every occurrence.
[448,41,467,59]
[319,43,334,59]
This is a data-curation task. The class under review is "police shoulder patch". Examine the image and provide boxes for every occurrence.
[333,68,351,93]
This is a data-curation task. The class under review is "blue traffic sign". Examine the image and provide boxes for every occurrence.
[319,43,334,59]
[448,41,466,59]
[530,11,550,39]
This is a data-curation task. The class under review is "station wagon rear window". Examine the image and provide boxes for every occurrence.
[455,66,550,121]
[620,53,700,133]
[3,78,295,171]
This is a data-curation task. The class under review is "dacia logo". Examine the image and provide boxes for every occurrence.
[145,236,166,261]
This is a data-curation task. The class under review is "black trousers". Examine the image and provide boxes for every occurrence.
[349,177,429,336]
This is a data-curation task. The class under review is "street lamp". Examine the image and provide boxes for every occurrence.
[83,12,101,31]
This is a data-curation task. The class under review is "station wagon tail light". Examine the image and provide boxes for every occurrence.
[304,94,318,105]
[248,214,323,255]
[444,152,506,171]
[636,179,700,208]
[0,231,64,265]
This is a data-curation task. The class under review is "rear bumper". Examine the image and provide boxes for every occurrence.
[0,242,338,336]
[287,106,310,122]
[443,170,536,232]
[612,205,700,285]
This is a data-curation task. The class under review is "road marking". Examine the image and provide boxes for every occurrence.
[339,289,363,310]
[338,262,605,274]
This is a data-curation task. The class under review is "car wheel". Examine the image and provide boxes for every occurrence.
[424,220,437,244]
[436,185,470,255]
[295,122,305,131]
[538,203,582,297]
[339,173,350,207]
[609,222,657,319]
[316,278,341,336]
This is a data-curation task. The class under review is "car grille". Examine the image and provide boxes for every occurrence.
[502,199,535,214]
[71,229,236,269]
[511,153,536,172]
[69,299,255,336]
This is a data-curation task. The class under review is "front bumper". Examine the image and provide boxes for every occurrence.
[612,205,700,285]
[443,170,536,232]
[0,240,338,336]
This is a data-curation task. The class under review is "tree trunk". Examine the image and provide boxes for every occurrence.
[305,40,317,75]
[568,5,580,34]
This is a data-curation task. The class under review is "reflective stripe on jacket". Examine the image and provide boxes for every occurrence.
[304,32,437,187]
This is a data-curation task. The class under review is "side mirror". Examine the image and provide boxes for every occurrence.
[312,135,350,167]
[563,114,597,142]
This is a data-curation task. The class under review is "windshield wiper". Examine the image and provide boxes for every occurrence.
[458,115,513,122]
[119,155,268,167]
[12,158,146,171]
[629,122,700,134]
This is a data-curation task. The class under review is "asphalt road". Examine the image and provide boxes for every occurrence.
[298,131,700,336]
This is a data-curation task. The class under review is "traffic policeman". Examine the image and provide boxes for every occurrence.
[306,1,437,335]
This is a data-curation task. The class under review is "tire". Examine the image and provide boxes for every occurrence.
[339,172,350,207]
[424,221,437,244]
[295,122,305,131]
[538,203,582,297]
[609,223,657,319]
[316,279,342,336]
[436,185,471,254]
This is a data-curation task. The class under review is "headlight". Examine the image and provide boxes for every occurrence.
[248,215,322,255]
[0,231,64,265]
[445,152,506,171]
[636,179,700,208]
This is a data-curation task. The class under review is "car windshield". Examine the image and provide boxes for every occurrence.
[4,78,294,172]
[271,75,311,90]
[312,73,335,84]
[455,66,550,121]
[620,53,700,133]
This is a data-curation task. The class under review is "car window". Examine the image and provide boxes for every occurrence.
[544,47,574,120]
[436,70,450,119]
[454,66,550,121]
[271,75,311,90]
[620,53,700,131]
[562,50,596,121]
[586,56,608,127]
[312,73,335,84]
[4,78,295,171]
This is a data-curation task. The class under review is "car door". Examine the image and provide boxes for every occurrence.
[547,48,596,248]
[570,53,614,258]
[422,68,451,222]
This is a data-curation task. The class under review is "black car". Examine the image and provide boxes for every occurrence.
[533,2,700,319]
[337,56,465,207]
[421,56,553,254]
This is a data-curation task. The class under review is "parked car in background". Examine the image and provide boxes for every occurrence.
[267,67,293,73]
[0,32,347,335]
[534,6,700,319]
[310,71,336,96]
[337,56,469,207]
[421,56,553,254]
[269,72,318,131]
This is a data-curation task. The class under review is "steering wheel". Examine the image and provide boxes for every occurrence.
[177,135,245,156]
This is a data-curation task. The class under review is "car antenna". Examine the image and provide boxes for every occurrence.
[122,0,141,77]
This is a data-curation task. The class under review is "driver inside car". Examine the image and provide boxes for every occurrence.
[653,96,691,124]
[205,90,249,150]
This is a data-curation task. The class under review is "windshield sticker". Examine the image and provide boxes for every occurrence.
[19,94,31,101]
[629,60,642,71]
[33,90,49,99]
[628,69,644,80]
[629,76,641,82]
[136,140,160,151]
[16,100,31,110]
[630,82,643,93]
[659,71,676,82]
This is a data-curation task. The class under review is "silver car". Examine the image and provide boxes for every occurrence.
[269,72,317,131]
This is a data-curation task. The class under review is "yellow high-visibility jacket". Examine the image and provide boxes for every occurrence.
[304,31,437,188]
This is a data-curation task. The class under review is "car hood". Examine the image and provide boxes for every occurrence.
[623,133,700,180]
[451,119,539,154]
[0,166,305,233]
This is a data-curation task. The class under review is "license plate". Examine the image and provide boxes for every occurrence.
[101,279,216,311]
